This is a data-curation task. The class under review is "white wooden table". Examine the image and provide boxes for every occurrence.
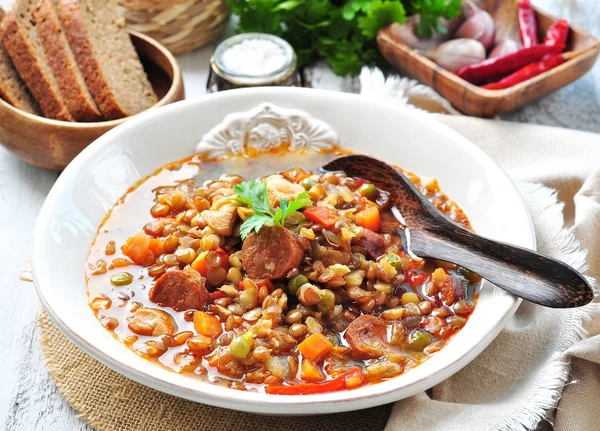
[0,1,598,429]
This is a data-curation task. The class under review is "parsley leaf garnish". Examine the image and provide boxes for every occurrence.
[357,0,406,38]
[230,181,272,215]
[273,192,312,226]
[239,213,273,240]
[231,180,313,240]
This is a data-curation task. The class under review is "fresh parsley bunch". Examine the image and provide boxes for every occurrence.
[226,0,461,76]
[229,180,312,240]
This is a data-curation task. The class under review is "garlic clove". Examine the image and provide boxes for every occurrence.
[455,1,496,51]
[422,39,486,73]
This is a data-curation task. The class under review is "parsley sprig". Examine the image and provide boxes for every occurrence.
[226,0,462,76]
[230,180,312,240]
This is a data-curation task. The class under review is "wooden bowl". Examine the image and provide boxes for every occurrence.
[377,0,600,117]
[0,30,185,171]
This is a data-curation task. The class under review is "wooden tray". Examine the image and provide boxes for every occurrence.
[377,0,600,117]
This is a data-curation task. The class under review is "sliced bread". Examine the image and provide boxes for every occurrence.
[58,0,157,120]
[34,0,102,121]
[0,0,73,121]
[0,7,41,115]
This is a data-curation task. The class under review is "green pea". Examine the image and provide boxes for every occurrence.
[325,333,339,346]
[287,274,309,296]
[110,272,133,286]
[358,183,377,199]
[229,336,251,359]
[408,330,433,351]
[301,177,318,191]
[386,253,404,270]
[317,289,336,314]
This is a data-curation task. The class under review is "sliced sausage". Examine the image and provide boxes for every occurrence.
[242,225,304,279]
[353,229,386,260]
[344,315,388,360]
[128,308,175,336]
[149,270,210,311]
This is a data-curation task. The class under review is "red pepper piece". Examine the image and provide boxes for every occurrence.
[265,367,366,395]
[406,270,428,289]
[518,0,538,48]
[457,43,564,84]
[482,54,566,90]
[544,19,569,47]
[303,206,339,228]
[255,279,275,293]
[209,290,226,301]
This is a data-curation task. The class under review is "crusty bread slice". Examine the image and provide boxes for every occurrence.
[0,0,73,121]
[58,0,157,120]
[0,7,41,115]
[34,0,102,121]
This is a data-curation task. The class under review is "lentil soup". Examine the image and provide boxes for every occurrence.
[86,147,480,395]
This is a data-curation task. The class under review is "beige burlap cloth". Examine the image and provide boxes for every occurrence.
[38,116,600,431]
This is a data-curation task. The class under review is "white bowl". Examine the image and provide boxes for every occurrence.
[32,87,533,415]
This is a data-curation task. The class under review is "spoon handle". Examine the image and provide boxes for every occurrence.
[409,226,593,308]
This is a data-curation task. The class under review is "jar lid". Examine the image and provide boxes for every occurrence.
[211,33,297,86]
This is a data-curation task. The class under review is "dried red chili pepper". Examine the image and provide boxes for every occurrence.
[457,43,564,84]
[482,54,566,90]
[544,19,569,47]
[518,0,538,47]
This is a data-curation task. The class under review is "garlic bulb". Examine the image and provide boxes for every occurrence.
[422,39,486,73]
[455,1,496,50]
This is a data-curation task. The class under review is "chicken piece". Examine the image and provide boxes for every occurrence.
[209,187,235,201]
[201,203,238,236]
[128,308,175,336]
[265,175,305,208]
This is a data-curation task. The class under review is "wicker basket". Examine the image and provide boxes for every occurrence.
[117,0,229,56]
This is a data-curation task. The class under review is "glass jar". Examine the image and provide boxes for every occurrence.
[207,33,300,92]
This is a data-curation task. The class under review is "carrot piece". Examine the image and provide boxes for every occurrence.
[193,311,223,339]
[300,358,326,382]
[355,205,381,231]
[122,231,154,266]
[191,249,229,276]
[148,238,165,257]
[265,367,366,395]
[191,250,209,276]
[303,206,339,228]
[298,333,334,362]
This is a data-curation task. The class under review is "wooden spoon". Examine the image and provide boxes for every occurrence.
[322,154,593,308]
